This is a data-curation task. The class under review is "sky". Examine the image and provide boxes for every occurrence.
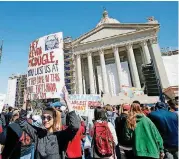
[0,1,178,94]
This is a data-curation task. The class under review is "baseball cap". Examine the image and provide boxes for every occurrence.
[123,104,131,111]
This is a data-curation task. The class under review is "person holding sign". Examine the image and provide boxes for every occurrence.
[17,87,80,159]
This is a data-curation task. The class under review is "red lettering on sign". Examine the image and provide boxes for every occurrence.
[45,75,49,82]
[29,40,41,58]
[28,51,55,67]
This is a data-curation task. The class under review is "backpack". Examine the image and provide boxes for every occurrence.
[93,121,114,158]
[65,125,84,158]
[107,112,116,127]
[2,123,33,159]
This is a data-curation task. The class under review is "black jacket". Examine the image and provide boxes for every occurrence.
[18,109,80,159]
[115,113,132,146]
[0,122,22,159]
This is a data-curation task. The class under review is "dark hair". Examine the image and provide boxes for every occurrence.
[133,100,141,105]
[116,105,120,110]
[8,107,13,112]
[43,107,57,118]
[140,104,144,108]
[94,108,107,121]
[167,100,177,111]
[150,106,155,111]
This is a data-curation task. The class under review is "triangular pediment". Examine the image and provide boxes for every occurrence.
[73,23,159,45]
[80,27,136,43]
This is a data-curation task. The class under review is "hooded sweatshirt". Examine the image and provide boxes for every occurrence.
[18,109,80,159]
[148,102,178,148]
[124,114,164,158]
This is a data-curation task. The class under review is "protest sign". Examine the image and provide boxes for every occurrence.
[27,32,64,100]
[69,94,101,116]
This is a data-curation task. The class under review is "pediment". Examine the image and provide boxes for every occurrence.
[80,28,136,44]
[73,23,159,45]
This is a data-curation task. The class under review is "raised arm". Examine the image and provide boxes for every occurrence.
[17,90,43,141]
[62,86,79,130]
[55,86,80,150]
[63,86,73,112]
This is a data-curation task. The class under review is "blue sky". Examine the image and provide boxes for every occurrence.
[0,1,178,93]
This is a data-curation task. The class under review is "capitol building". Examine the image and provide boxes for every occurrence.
[64,10,170,104]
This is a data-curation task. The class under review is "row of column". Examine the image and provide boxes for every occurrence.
[76,39,163,94]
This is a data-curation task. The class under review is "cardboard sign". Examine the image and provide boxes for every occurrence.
[27,32,64,100]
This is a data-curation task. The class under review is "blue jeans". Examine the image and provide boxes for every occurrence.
[83,135,92,159]
[164,148,178,159]
[20,144,35,159]
[115,145,121,159]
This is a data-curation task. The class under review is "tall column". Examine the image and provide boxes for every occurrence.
[99,49,109,94]
[113,46,122,92]
[149,37,169,88]
[126,43,141,88]
[140,40,151,64]
[87,52,95,94]
[76,54,83,94]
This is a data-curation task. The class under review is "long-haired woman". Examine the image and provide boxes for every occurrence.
[124,103,164,159]
[17,87,80,159]
[91,108,118,159]
[115,103,130,146]
[115,103,132,159]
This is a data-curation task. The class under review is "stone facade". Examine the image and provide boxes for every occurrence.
[70,10,169,97]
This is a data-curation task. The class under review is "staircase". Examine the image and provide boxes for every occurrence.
[142,64,160,96]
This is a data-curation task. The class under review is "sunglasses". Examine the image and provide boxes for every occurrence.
[42,115,53,121]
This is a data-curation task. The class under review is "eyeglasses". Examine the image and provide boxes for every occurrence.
[42,115,53,121]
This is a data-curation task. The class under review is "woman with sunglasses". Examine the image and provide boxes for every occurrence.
[17,87,80,159]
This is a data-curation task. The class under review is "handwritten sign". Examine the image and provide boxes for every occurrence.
[27,32,64,100]
[121,86,144,98]
[69,94,101,116]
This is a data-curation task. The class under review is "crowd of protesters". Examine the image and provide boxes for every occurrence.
[0,88,178,159]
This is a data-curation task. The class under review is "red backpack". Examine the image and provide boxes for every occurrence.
[93,121,114,157]
[65,125,84,158]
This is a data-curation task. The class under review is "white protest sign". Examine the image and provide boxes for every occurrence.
[69,94,101,116]
[27,32,64,100]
